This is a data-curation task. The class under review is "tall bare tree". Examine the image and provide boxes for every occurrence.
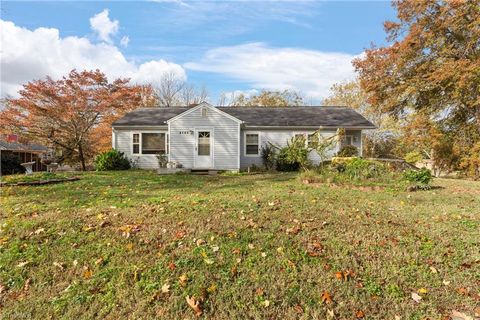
[218,89,305,107]
[152,72,209,107]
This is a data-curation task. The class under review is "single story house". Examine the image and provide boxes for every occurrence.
[112,102,375,171]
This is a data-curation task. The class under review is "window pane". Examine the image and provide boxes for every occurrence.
[133,144,140,154]
[345,136,353,145]
[246,134,258,144]
[133,134,139,143]
[198,131,210,156]
[246,144,258,155]
[198,144,210,156]
[142,133,165,154]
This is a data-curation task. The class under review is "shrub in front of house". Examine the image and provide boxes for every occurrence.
[1,153,26,175]
[275,148,300,171]
[261,144,277,171]
[95,149,131,171]
[337,145,359,157]
[275,136,310,171]
[403,168,432,189]
[343,158,388,180]
[156,154,168,168]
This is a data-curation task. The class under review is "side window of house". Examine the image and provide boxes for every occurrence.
[132,133,140,154]
[344,135,357,146]
[245,133,259,155]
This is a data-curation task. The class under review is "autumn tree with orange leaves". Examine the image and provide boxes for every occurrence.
[0,70,154,170]
[353,0,480,177]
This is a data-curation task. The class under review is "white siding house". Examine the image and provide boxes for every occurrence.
[112,102,375,171]
[167,105,241,170]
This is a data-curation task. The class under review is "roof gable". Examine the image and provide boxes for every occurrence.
[166,102,243,124]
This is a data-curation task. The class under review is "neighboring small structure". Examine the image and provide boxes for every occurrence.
[0,136,49,172]
[112,102,376,171]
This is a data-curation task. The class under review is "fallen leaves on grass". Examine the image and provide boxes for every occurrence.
[456,287,469,296]
[451,310,474,320]
[179,274,188,287]
[161,283,170,293]
[119,224,141,238]
[16,261,30,268]
[306,240,324,257]
[411,292,422,303]
[355,310,365,318]
[83,268,93,279]
[53,262,65,270]
[207,283,217,293]
[186,296,203,317]
[321,291,333,304]
[286,225,302,235]
[168,262,176,270]
[335,270,354,281]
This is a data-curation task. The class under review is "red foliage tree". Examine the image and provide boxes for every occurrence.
[0,70,153,170]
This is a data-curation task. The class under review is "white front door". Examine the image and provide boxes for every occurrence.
[194,129,213,168]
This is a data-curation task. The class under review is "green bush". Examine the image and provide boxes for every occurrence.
[337,145,359,157]
[95,149,131,171]
[1,153,26,175]
[343,158,388,180]
[261,144,277,171]
[275,136,310,171]
[403,168,432,186]
[404,151,423,164]
[276,147,301,172]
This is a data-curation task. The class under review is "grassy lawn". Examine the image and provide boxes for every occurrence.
[1,171,479,319]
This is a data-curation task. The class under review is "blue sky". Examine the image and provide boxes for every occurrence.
[1,1,396,103]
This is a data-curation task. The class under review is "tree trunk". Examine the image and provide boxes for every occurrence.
[78,143,86,171]
[476,106,480,135]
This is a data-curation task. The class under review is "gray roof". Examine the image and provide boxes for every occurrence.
[0,141,48,152]
[113,108,188,126]
[113,106,375,128]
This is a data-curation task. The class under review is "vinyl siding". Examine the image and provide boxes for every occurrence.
[169,107,240,170]
[240,129,362,169]
[113,129,166,170]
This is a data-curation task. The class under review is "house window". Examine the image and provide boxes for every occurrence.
[132,133,140,154]
[343,135,357,146]
[245,133,259,156]
[201,107,207,117]
[142,133,166,154]
[132,132,168,155]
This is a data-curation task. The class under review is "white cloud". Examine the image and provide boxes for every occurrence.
[185,42,357,100]
[120,35,130,47]
[0,20,186,97]
[89,9,119,43]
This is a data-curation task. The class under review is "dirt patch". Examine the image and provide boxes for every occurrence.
[0,177,80,187]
